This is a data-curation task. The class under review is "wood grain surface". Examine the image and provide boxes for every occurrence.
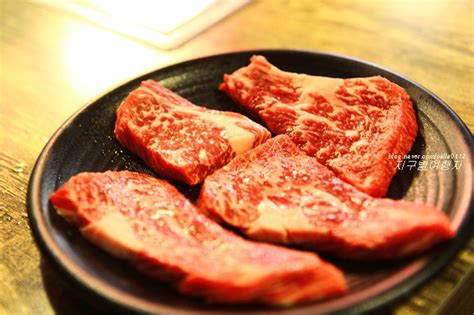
[1,0,472,314]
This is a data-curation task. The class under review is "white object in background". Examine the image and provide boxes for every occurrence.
[39,0,249,50]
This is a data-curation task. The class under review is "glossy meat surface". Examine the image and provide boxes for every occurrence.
[198,136,454,260]
[115,80,270,185]
[220,56,418,197]
[49,171,347,305]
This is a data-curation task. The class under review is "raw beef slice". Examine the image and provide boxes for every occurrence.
[198,136,454,260]
[115,80,271,185]
[49,171,347,305]
[220,55,418,197]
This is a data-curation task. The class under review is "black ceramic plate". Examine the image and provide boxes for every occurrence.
[28,50,474,314]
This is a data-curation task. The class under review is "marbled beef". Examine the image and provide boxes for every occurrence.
[198,136,454,260]
[50,171,347,305]
[220,56,417,197]
[115,80,270,185]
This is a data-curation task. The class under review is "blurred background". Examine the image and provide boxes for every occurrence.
[1,1,472,314]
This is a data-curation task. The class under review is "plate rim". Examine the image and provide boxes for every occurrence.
[27,48,474,314]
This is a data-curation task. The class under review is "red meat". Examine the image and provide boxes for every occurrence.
[198,135,455,260]
[220,55,418,197]
[49,171,347,305]
[115,80,270,185]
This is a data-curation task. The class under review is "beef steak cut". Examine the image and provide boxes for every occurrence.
[220,55,418,197]
[198,135,454,260]
[115,80,271,185]
[49,171,347,305]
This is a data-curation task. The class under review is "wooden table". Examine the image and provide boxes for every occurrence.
[1,1,472,314]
